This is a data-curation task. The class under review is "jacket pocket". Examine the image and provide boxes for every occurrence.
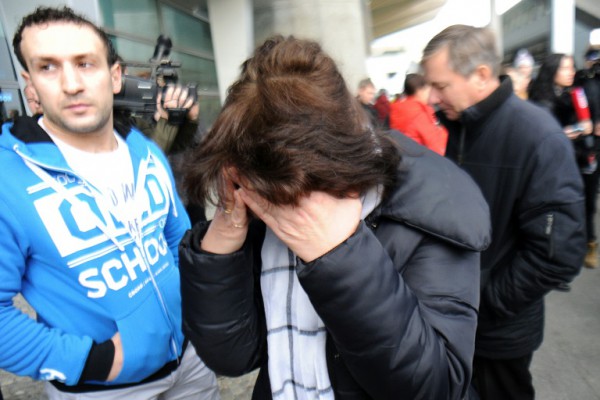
[544,213,555,259]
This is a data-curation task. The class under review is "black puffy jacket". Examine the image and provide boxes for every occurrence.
[179,133,491,399]
[440,78,586,359]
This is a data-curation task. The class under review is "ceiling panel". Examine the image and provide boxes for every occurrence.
[369,0,448,39]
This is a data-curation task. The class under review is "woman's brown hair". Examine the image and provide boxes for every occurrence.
[184,35,400,207]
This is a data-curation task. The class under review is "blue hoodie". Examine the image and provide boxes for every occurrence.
[0,117,190,386]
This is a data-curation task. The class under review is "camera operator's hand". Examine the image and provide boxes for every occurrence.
[155,84,199,122]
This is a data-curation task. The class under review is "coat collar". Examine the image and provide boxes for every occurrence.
[6,115,132,145]
[1,115,143,171]
[368,131,491,252]
[461,77,514,127]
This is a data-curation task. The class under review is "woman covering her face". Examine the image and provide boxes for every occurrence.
[179,35,490,399]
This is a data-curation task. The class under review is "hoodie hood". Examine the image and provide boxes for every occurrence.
[1,116,134,168]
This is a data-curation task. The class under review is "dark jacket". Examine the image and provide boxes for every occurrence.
[360,102,381,129]
[179,134,491,399]
[440,78,586,359]
[576,69,600,125]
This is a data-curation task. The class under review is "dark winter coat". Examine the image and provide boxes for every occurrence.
[440,78,586,359]
[179,133,491,399]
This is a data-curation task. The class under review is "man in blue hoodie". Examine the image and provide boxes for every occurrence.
[2,6,219,399]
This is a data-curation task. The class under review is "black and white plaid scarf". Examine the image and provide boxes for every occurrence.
[260,187,382,399]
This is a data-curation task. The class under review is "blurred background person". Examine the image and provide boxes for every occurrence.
[389,73,448,155]
[512,48,535,100]
[356,77,379,127]
[24,84,42,117]
[529,53,598,270]
[373,88,391,128]
[576,46,600,138]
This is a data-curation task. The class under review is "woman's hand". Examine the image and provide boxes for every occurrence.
[239,189,362,262]
[200,169,249,254]
[564,125,584,139]
[580,120,593,135]
[565,120,593,139]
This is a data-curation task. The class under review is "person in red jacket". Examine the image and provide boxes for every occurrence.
[389,73,448,155]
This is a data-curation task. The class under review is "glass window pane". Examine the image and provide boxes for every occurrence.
[161,5,213,53]
[1,87,27,123]
[110,36,156,65]
[0,18,17,80]
[198,96,221,128]
[110,38,217,90]
[99,0,160,38]
[170,52,218,92]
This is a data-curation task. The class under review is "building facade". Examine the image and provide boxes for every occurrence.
[2,0,598,127]
[502,0,600,68]
[0,0,373,127]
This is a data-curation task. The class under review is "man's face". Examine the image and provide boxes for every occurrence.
[422,47,480,121]
[517,64,533,80]
[24,85,42,115]
[358,85,376,105]
[20,22,121,138]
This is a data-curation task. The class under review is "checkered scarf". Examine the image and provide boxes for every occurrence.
[260,188,381,399]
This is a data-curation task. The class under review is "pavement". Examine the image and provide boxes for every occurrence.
[1,240,600,399]
[530,265,600,400]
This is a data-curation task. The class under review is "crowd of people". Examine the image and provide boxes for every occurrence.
[0,4,598,400]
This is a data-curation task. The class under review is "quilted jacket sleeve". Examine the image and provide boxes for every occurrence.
[179,220,267,376]
[297,221,480,400]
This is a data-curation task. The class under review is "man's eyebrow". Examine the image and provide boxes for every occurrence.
[31,53,100,63]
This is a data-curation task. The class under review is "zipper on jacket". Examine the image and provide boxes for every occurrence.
[545,213,555,259]
[364,214,378,230]
[14,144,182,361]
[15,145,126,251]
[458,126,466,165]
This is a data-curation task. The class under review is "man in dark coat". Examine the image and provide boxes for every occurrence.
[421,24,586,400]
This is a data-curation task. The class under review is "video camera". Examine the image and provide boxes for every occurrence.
[114,35,198,125]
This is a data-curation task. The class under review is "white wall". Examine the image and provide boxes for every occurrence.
[551,0,575,54]
[207,0,254,104]
[254,0,370,95]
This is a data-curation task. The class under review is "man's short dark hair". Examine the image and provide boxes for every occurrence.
[13,6,117,71]
[403,73,427,96]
